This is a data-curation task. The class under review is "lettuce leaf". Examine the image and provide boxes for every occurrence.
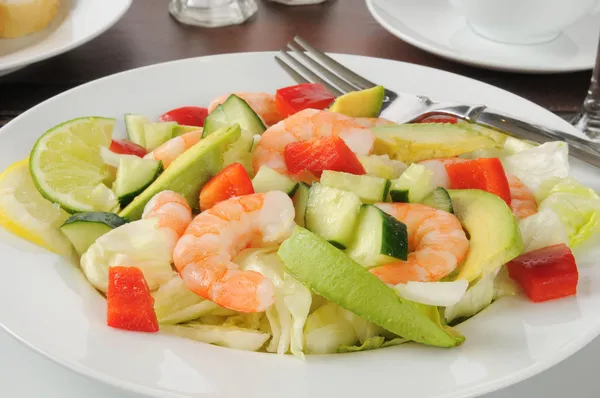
[501,142,569,193]
[284,273,312,359]
[161,324,270,351]
[393,280,469,306]
[304,302,358,354]
[518,208,569,253]
[536,177,600,247]
[445,271,496,324]
[338,336,385,353]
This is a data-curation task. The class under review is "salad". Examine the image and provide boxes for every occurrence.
[1,82,598,357]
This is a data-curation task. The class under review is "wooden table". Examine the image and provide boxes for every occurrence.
[0,0,593,125]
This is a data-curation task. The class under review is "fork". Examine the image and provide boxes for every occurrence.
[275,36,600,169]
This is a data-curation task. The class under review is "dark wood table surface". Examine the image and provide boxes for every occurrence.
[0,0,593,126]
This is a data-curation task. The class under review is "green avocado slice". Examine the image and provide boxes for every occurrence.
[278,226,464,348]
[329,86,385,118]
[119,124,241,220]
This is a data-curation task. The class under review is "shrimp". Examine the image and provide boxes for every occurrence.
[419,157,538,219]
[252,109,376,182]
[372,203,469,284]
[208,92,283,126]
[144,130,202,168]
[507,174,538,219]
[142,190,193,257]
[173,191,295,313]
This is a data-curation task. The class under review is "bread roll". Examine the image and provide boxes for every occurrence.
[0,0,61,38]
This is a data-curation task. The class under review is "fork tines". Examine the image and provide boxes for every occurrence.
[276,36,377,97]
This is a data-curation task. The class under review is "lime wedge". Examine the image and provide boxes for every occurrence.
[0,158,74,258]
[29,117,119,213]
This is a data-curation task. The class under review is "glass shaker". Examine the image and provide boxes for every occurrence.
[169,0,258,28]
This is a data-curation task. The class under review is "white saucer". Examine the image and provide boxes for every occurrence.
[366,0,600,73]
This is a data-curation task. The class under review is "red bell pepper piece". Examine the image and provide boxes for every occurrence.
[419,116,458,124]
[284,136,366,177]
[159,106,209,127]
[445,158,511,205]
[507,243,578,303]
[275,83,335,118]
[109,139,147,157]
[199,163,254,211]
[107,266,159,332]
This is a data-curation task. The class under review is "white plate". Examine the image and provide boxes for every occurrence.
[1,52,599,398]
[366,0,600,73]
[0,0,131,74]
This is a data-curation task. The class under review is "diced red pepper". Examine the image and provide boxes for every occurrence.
[275,83,335,118]
[445,157,511,205]
[419,116,459,124]
[199,163,254,211]
[159,106,209,127]
[507,244,578,303]
[284,136,366,177]
[107,266,159,333]
[109,139,147,157]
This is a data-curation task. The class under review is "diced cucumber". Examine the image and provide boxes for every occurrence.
[173,125,202,137]
[359,154,407,180]
[203,95,267,137]
[389,163,435,203]
[124,114,150,147]
[305,183,362,249]
[114,156,163,206]
[144,122,176,151]
[422,187,453,213]
[60,212,127,255]
[292,182,310,227]
[320,170,390,203]
[223,128,255,176]
[346,204,408,268]
[252,166,298,195]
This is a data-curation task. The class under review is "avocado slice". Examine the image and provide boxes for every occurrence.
[329,86,385,118]
[449,189,523,282]
[372,123,496,163]
[119,124,241,220]
[278,226,464,348]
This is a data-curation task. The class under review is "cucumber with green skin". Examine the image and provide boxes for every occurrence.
[422,187,453,213]
[292,182,310,227]
[60,212,127,255]
[203,95,266,137]
[113,157,163,207]
[144,122,177,151]
[346,204,408,268]
[304,183,362,249]
[252,166,298,196]
[124,114,150,147]
[320,170,390,204]
[389,163,435,203]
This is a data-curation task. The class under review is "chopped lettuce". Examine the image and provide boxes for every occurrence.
[536,177,600,247]
[393,280,469,307]
[284,273,312,358]
[161,324,270,351]
[445,271,496,324]
[338,336,385,353]
[153,275,223,324]
[493,266,519,300]
[304,302,358,354]
[501,142,569,193]
[341,308,386,344]
[222,313,264,330]
[518,208,569,253]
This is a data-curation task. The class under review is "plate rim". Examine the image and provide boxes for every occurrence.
[0,0,132,72]
[0,51,597,398]
[365,0,596,74]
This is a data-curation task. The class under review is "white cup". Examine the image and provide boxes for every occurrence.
[449,0,599,44]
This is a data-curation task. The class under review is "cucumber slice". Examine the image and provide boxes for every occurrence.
[144,122,176,151]
[292,182,310,227]
[114,156,163,206]
[320,170,390,203]
[124,114,150,147]
[203,95,267,137]
[305,183,362,249]
[60,212,127,255]
[223,128,255,176]
[346,204,408,268]
[252,166,298,195]
[389,164,435,203]
[422,187,453,213]
[173,125,202,137]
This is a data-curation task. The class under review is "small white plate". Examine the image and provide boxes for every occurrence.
[1,52,600,398]
[367,0,600,73]
[0,0,131,75]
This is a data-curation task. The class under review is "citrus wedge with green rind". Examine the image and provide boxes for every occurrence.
[0,158,74,258]
[29,117,118,213]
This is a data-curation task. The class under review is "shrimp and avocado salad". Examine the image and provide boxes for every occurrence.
[2,82,598,357]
